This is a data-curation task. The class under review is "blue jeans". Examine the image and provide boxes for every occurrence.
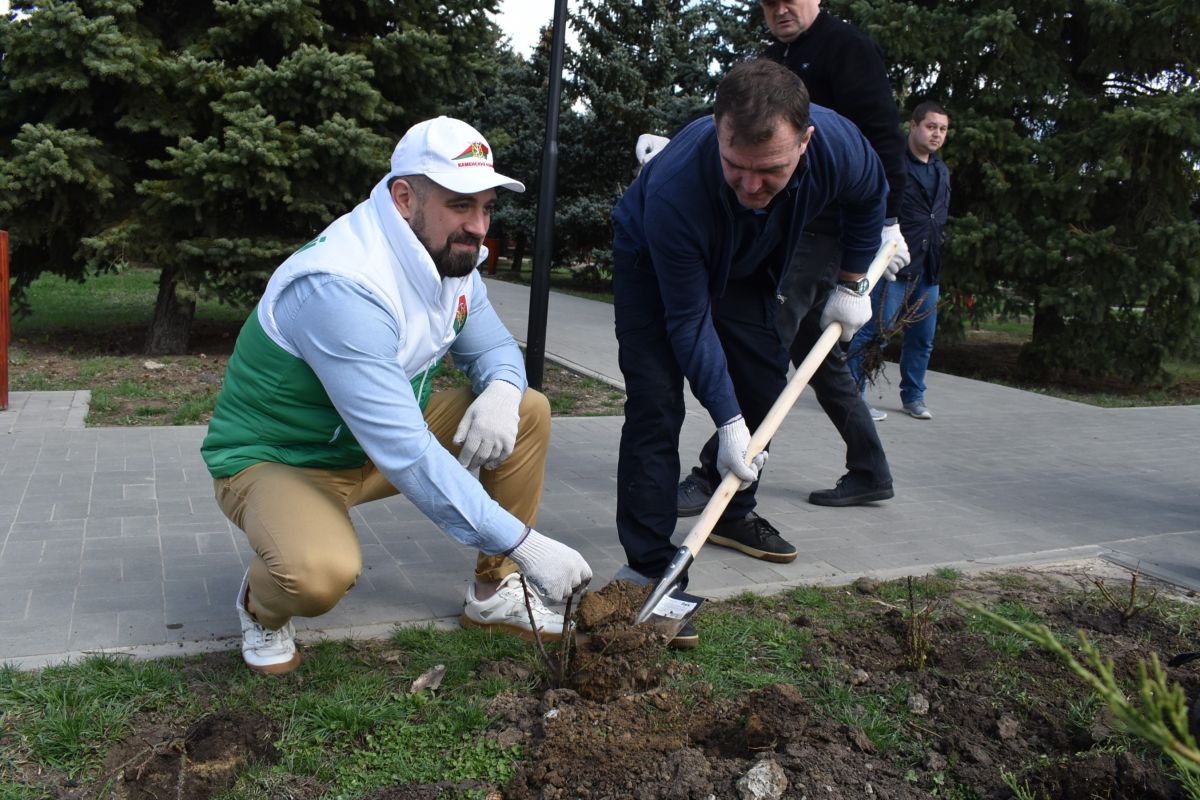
[848,278,940,405]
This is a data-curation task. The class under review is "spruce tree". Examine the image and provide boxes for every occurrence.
[834,0,1200,382]
[0,0,503,353]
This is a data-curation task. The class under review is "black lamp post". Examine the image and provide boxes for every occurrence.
[524,0,568,389]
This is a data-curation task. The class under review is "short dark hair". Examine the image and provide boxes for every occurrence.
[911,100,948,124]
[714,59,810,146]
[388,173,434,199]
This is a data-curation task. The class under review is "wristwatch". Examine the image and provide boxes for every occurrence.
[837,276,870,296]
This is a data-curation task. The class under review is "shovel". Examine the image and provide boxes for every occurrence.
[634,240,899,637]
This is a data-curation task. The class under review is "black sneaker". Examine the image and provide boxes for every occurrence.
[709,512,797,563]
[808,474,894,507]
[669,619,699,649]
[676,473,713,517]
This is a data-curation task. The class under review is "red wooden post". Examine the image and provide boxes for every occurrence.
[0,230,8,410]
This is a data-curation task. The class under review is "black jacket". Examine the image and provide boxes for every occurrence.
[898,150,951,284]
[764,10,907,230]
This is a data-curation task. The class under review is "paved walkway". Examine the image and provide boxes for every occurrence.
[2,279,1198,668]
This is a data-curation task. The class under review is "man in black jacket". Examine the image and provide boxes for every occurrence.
[849,101,951,420]
[676,0,910,549]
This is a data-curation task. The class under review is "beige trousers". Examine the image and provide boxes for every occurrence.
[214,386,550,629]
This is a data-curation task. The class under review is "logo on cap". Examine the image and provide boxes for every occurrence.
[452,143,491,166]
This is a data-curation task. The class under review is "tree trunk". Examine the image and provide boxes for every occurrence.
[510,231,527,274]
[145,268,196,355]
[1018,304,1066,381]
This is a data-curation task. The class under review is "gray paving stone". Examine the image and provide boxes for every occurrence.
[88,499,160,519]
[26,590,78,622]
[120,558,167,580]
[195,532,239,555]
[9,519,86,540]
[83,537,160,558]
[121,517,161,537]
[80,559,125,585]
[2,621,71,661]
[84,518,125,539]
[68,612,122,652]
[117,611,169,646]
[0,589,30,620]
[163,553,244,582]
[52,501,92,521]
[13,503,56,524]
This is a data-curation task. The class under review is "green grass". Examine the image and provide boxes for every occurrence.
[877,572,960,605]
[0,656,183,779]
[678,606,813,695]
[11,268,246,338]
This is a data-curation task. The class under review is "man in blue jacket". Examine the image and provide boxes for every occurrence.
[611,59,886,646]
[850,101,951,419]
[676,0,908,517]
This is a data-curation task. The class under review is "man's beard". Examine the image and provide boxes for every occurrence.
[410,208,481,278]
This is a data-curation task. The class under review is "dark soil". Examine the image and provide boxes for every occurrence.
[32,566,1199,800]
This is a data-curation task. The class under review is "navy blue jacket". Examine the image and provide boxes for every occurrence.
[898,149,950,284]
[612,108,887,424]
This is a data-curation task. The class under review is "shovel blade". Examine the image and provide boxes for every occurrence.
[636,585,705,641]
[633,546,704,640]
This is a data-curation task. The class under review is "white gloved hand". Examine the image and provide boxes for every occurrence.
[820,285,873,342]
[453,380,522,471]
[635,134,671,167]
[880,223,911,281]
[716,415,767,490]
[507,528,593,602]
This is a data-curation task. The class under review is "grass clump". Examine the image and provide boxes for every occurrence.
[0,656,182,779]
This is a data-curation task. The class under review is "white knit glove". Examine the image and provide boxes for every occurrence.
[820,286,873,342]
[716,415,767,490]
[880,223,910,281]
[635,134,670,167]
[453,380,522,470]
[507,529,593,601]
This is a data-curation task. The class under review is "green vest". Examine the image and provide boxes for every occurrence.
[200,308,439,478]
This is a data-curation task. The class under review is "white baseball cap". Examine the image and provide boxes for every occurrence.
[389,116,525,194]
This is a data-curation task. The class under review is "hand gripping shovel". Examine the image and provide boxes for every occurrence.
[634,240,899,637]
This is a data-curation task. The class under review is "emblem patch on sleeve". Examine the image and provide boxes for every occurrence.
[453,294,469,333]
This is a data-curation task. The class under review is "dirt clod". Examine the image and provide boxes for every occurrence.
[103,711,280,800]
[568,580,680,702]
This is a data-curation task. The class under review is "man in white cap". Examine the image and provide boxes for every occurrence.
[202,116,592,674]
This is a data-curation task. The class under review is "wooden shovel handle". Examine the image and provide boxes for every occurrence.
[677,240,898,556]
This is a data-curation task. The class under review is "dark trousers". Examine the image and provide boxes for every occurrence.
[615,268,789,579]
[691,233,892,499]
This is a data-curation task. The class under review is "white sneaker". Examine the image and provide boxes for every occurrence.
[461,572,565,640]
[236,570,300,674]
[868,406,887,422]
